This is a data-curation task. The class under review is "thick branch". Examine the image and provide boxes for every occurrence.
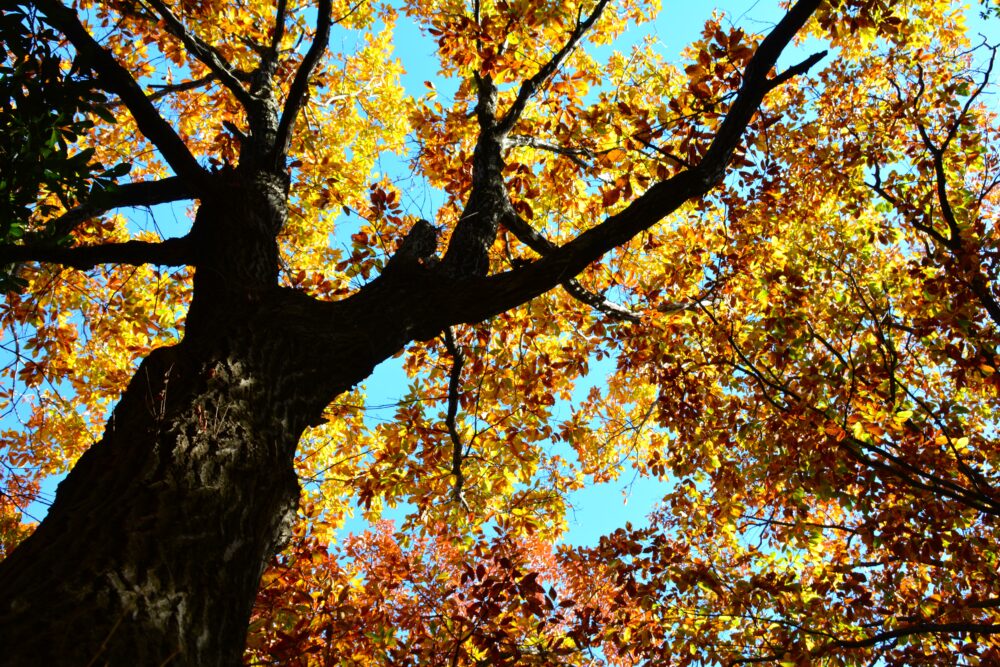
[33,0,209,189]
[438,1,614,277]
[502,210,640,322]
[274,0,333,166]
[0,236,194,270]
[439,79,503,276]
[495,0,610,136]
[140,0,254,108]
[700,1,827,181]
[440,0,825,324]
[47,177,194,240]
[382,219,439,276]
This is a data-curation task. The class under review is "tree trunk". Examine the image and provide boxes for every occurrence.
[0,344,301,665]
[0,172,407,666]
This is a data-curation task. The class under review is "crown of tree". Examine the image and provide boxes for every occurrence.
[0,0,998,665]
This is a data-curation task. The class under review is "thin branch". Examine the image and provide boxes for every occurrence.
[503,134,597,170]
[703,291,1000,516]
[443,327,467,507]
[561,279,641,321]
[472,0,483,54]
[269,0,289,57]
[903,383,995,498]
[657,277,724,314]
[938,43,997,154]
[844,434,1000,516]
[867,164,948,245]
[765,50,827,92]
[502,209,641,322]
[439,1,611,277]
[0,236,194,270]
[634,134,693,169]
[968,598,1000,610]
[880,48,1000,327]
[139,0,253,108]
[274,0,335,166]
[823,622,1000,651]
[921,69,1000,327]
[495,0,611,136]
[919,122,963,246]
[110,74,217,107]
[33,0,208,189]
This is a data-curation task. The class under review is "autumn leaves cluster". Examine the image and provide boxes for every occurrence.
[2,0,998,664]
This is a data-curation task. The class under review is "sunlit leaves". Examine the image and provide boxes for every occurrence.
[3,0,1000,664]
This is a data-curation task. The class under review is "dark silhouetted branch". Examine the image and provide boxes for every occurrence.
[503,134,597,170]
[700,1,827,180]
[140,0,253,108]
[765,50,827,92]
[441,0,825,324]
[502,209,640,322]
[496,0,611,136]
[0,236,194,270]
[33,0,209,189]
[48,177,194,240]
[823,622,1000,651]
[269,0,289,56]
[443,327,467,506]
[382,219,439,276]
[115,74,217,107]
[274,0,334,165]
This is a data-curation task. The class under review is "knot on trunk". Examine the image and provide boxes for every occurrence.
[383,219,439,275]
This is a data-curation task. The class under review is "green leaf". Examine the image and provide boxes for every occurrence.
[92,105,117,125]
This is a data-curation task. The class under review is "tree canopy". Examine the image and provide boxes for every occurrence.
[0,0,998,665]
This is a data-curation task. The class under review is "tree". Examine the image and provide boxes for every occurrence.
[0,0,997,665]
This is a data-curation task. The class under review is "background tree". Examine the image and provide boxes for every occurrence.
[0,0,996,665]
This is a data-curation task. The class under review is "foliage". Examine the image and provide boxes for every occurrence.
[0,0,998,664]
[0,7,130,290]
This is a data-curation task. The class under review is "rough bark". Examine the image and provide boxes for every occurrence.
[0,0,824,663]
[0,171,414,666]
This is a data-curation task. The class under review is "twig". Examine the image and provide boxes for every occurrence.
[443,327,468,507]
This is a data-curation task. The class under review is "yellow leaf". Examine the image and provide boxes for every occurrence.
[605,148,627,163]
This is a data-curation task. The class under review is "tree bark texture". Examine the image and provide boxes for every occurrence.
[0,172,491,666]
[0,177,318,666]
